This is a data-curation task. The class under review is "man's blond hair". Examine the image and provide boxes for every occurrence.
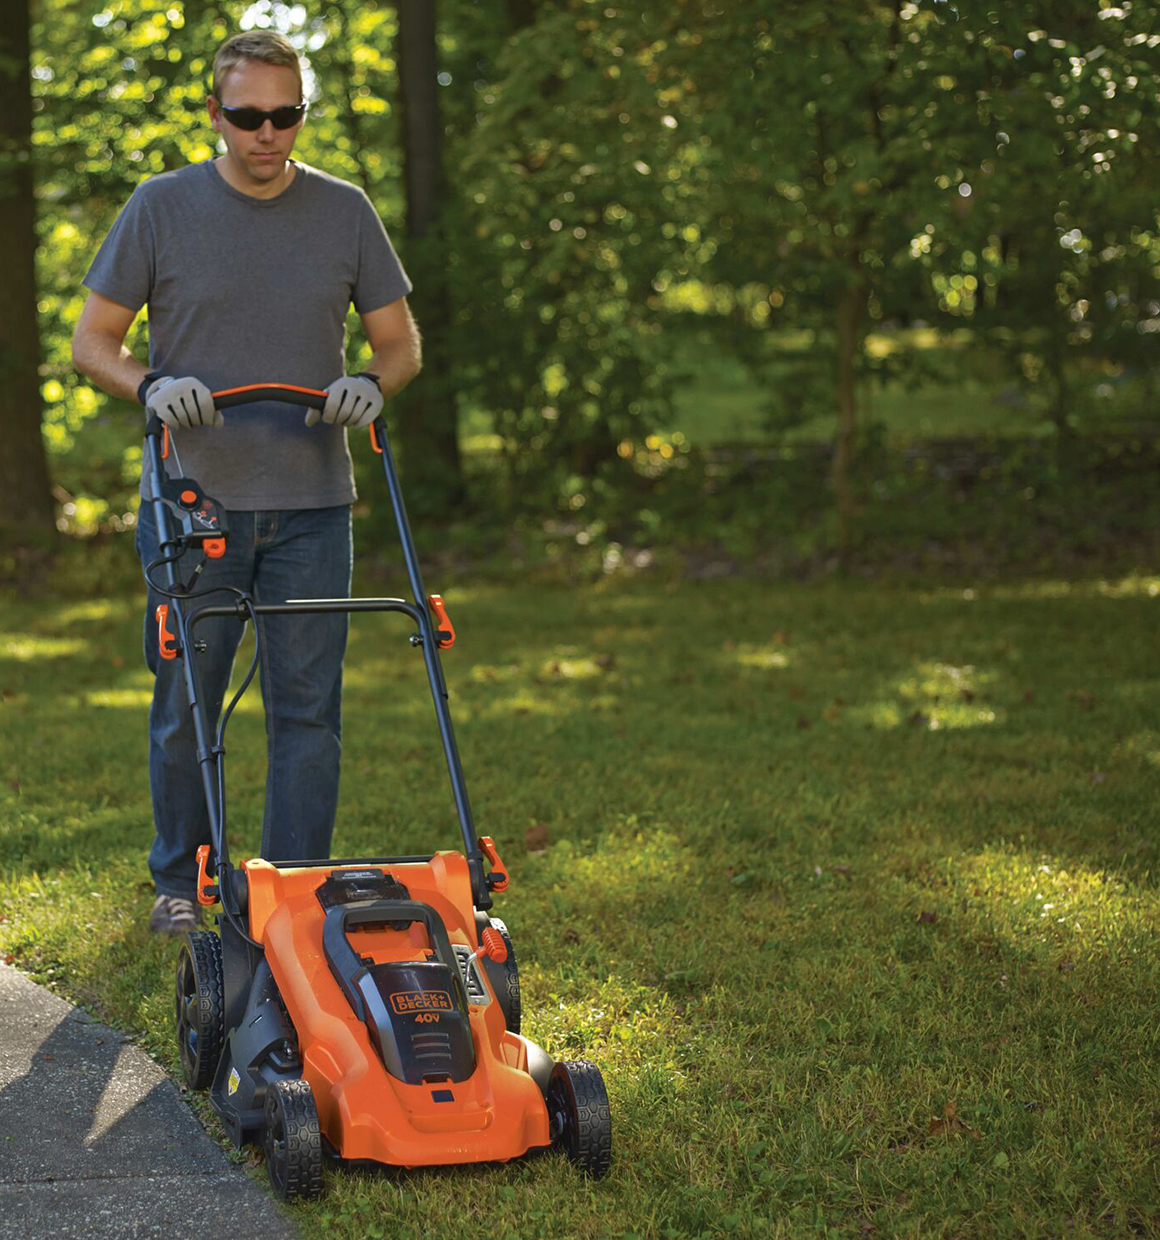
[212,30,303,101]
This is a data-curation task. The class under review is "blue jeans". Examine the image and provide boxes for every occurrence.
[136,504,353,898]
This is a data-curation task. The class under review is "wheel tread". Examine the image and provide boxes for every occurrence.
[177,931,224,1090]
[551,1059,612,1179]
[265,1079,323,1201]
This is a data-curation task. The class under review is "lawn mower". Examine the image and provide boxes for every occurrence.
[140,384,612,1199]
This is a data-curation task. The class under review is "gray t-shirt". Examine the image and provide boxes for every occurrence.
[83,160,412,510]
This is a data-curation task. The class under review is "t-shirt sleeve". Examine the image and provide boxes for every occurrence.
[352,193,413,314]
[82,185,156,312]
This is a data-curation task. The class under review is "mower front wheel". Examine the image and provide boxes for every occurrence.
[175,931,224,1090]
[547,1059,612,1179]
[264,1079,323,1201]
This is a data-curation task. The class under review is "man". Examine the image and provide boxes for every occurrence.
[72,30,421,933]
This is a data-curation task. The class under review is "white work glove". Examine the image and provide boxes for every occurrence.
[145,375,222,428]
[306,373,383,429]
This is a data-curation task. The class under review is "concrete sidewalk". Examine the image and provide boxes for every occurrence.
[0,962,299,1240]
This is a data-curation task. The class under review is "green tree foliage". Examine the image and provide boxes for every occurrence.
[18,0,1160,542]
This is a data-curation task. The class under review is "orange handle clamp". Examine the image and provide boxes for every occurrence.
[155,604,178,660]
[428,594,455,649]
[478,836,508,893]
[203,537,226,560]
[195,843,218,906]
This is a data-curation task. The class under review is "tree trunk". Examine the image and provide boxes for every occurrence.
[0,0,54,538]
[395,0,463,511]
[832,276,864,547]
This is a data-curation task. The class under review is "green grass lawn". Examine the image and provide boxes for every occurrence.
[2,569,1160,1238]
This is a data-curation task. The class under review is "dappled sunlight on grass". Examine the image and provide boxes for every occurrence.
[849,659,1005,731]
[83,687,154,709]
[737,647,791,671]
[1123,730,1160,770]
[1,633,91,661]
[49,598,132,626]
[934,846,1157,961]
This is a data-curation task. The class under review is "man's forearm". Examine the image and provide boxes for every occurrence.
[367,333,422,400]
[72,330,148,403]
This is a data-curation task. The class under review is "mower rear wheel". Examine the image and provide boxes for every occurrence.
[484,917,521,1034]
[175,931,224,1090]
[547,1059,612,1179]
[264,1079,323,1201]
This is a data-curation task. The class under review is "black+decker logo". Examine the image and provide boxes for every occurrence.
[390,989,453,1015]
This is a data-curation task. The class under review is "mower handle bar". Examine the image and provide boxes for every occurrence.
[211,382,328,411]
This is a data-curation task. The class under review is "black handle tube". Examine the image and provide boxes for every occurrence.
[189,598,421,630]
[370,418,489,910]
[142,422,232,890]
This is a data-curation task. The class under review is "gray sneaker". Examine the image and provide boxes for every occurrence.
[149,894,201,934]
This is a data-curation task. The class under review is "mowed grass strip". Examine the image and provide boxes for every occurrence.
[2,574,1159,1240]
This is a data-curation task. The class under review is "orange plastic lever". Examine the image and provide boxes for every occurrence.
[478,836,508,893]
[473,926,508,965]
[428,594,455,649]
[195,844,218,907]
[156,604,178,660]
[161,424,170,460]
[369,423,383,454]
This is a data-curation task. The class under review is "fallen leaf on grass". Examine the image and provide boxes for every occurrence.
[823,702,842,723]
[562,928,580,945]
[928,1100,980,1140]
[917,910,938,925]
[795,715,812,731]
[8,780,17,794]
[524,822,550,852]
[594,652,615,670]
[787,684,806,700]
[722,639,736,652]
[1070,689,1095,710]
[2,954,15,966]
[1,689,13,702]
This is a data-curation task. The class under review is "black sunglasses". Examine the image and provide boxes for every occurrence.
[218,103,307,131]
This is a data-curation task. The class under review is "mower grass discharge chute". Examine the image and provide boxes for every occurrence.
[145,384,613,1199]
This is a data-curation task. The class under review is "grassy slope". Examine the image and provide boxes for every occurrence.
[2,571,1159,1239]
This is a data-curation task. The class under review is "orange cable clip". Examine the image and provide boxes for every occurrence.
[203,537,226,560]
[161,424,170,460]
[155,603,178,660]
[478,836,509,893]
[428,594,455,649]
[195,844,218,907]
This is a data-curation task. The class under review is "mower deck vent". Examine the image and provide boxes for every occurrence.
[452,944,490,1005]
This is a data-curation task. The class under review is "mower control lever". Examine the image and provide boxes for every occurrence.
[472,926,508,965]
